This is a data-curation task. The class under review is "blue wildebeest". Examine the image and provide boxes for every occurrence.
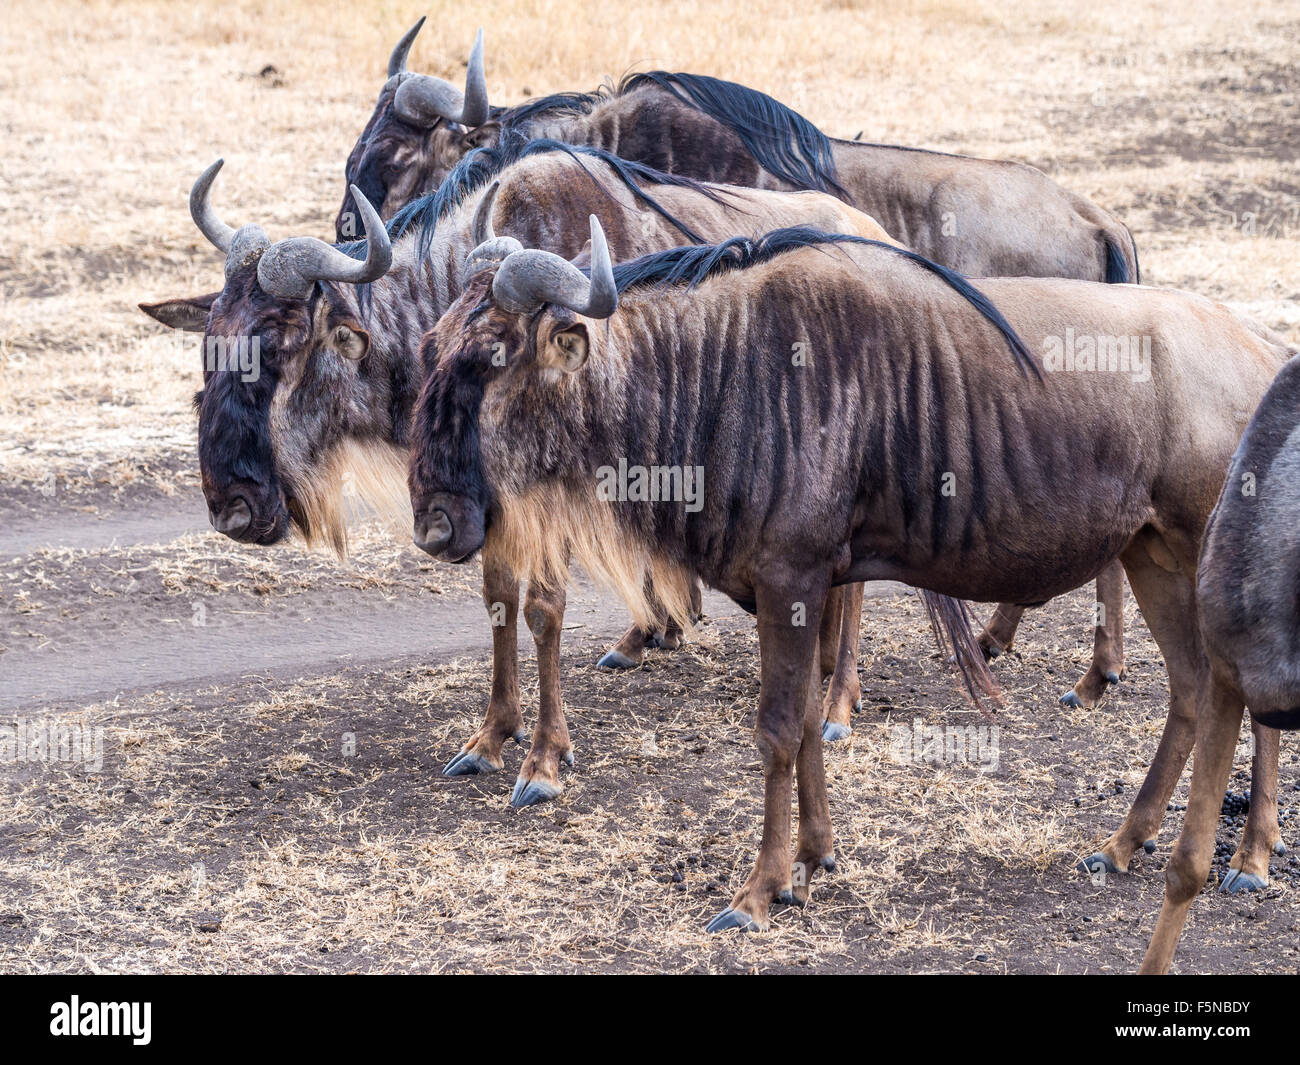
[407,221,1290,963]
[342,19,1140,712]
[139,143,894,806]
[1138,356,1300,971]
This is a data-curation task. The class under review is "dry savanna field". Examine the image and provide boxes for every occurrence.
[1,0,1299,973]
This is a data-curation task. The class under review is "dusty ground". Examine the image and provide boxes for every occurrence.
[1,0,1299,972]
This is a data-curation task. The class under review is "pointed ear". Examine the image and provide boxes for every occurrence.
[138,293,219,332]
[461,120,501,149]
[569,238,594,270]
[540,322,590,375]
[332,322,371,361]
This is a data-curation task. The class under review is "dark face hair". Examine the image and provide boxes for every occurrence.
[336,84,476,241]
[195,265,311,545]
[409,274,530,562]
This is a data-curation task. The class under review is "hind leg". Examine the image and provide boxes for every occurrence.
[1140,675,1244,973]
[978,602,1024,659]
[821,583,864,742]
[1062,561,1128,709]
[1220,720,1284,893]
[1081,550,1203,877]
[444,555,526,777]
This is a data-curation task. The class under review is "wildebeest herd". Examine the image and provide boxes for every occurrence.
[139,19,1300,974]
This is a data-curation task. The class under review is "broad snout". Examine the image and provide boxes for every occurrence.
[205,485,289,546]
[412,493,486,562]
[210,497,252,537]
[413,507,454,555]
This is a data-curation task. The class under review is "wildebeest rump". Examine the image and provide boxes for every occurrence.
[408,223,1288,969]
[139,144,896,808]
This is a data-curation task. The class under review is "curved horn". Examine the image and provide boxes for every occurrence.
[492,215,617,319]
[392,28,488,127]
[256,186,393,299]
[387,16,426,77]
[190,159,237,253]
[471,180,499,244]
[461,182,525,282]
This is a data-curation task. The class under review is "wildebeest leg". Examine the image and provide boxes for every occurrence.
[977,603,1024,659]
[708,571,826,932]
[1061,560,1127,709]
[443,555,525,776]
[1220,721,1284,893]
[511,577,574,807]
[598,579,703,668]
[795,648,836,904]
[1139,676,1244,974]
[821,583,864,742]
[598,619,656,670]
[1081,549,1203,877]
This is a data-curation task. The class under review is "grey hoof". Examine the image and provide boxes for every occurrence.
[705,907,754,933]
[1219,868,1268,894]
[443,750,499,777]
[1274,840,1288,857]
[563,749,575,767]
[1078,852,1118,876]
[1060,691,1084,708]
[513,730,526,746]
[1143,839,1156,854]
[1104,670,1122,685]
[510,776,561,808]
[821,721,852,742]
[986,645,1002,660]
[818,855,838,875]
[776,888,803,908]
[853,698,863,712]
[597,649,638,670]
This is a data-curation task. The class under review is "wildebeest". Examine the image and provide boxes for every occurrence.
[1137,356,1300,972]
[139,142,894,807]
[344,19,1140,711]
[408,221,1289,956]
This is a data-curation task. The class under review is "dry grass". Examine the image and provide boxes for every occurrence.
[1,0,1297,487]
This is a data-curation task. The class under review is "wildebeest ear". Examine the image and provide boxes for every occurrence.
[542,323,590,374]
[461,120,501,149]
[569,239,594,270]
[332,323,371,360]
[138,293,218,332]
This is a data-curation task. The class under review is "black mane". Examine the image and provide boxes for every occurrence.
[341,133,727,265]
[501,72,850,202]
[610,227,1041,379]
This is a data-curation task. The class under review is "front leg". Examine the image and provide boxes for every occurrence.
[511,576,574,807]
[444,554,525,777]
[708,568,828,932]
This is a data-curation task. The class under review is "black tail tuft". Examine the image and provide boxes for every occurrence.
[920,590,1001,718]
[1103,230,1135,284]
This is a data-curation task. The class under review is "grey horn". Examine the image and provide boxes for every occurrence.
[461,182,524,282]
[387,16,426,78]
[190,159,237,253]
[256,185,393,299]
[392,28,488,127]
[492,215,617,319]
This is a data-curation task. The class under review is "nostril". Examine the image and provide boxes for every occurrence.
[413,508,453,555]
[211,497,253,537]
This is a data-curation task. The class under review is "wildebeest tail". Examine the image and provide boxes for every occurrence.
[1102,224,1139,284]
[920,590,1001,718]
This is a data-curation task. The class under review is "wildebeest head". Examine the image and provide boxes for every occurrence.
[336,19,495,240]
[409,211,617,564]
[141,160,394,551]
